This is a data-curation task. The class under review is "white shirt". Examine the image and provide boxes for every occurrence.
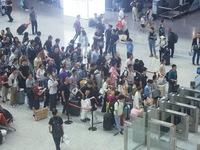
[48,78,58,95]
[134,91,141,109]
[125,58,134,68]
[36,68,45,79]
[118,10,124,21]
[9,54,18,66]
[140,17,145,24]
[114,100,124,116]
[8,73,18,88]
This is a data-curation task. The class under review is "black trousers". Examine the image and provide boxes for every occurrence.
[7,10,13,21]
[124,29,129,40]
[73,30,81,41]
[105,39,110,53]
[62,99,70,115]
[44,91,50,107]
[49,94,57,111]
[52,134,61,150]
[31,20,38,34]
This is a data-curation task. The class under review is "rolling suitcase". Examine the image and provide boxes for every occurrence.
[103,113,112,130]
[16,23,30,35]
[69,99,80,116]
[124,104,131,120]
[17,89,25,104]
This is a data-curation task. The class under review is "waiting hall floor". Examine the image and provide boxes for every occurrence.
[0,0,200,150]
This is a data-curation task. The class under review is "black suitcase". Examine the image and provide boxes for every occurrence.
[163,50,170,65]
[17,24,28,35]
[103,113,112,130]
[69,100,80,116]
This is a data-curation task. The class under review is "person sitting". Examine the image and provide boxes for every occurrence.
[0,104,14,122]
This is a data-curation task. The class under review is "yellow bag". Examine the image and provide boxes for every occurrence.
[80,79,87,88]
[106,102,110,112]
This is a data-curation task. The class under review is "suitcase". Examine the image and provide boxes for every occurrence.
[16,23,29,35]
[17,89,25,104]
[103,113,112,130]
[34,107,48,121]
[69,100,80,116]
[124,104,131,120]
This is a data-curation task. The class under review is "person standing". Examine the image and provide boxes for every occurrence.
[49,108,64,150]
[48,71,59,111]
[118,6,125,22]
[110,29,119,58]
[159,19,165,36]
[73,14,83,41]
[168,64,178,93]
[60,77,71,115]
[8,67,18,108]
[93,27,104,55]
[122,16,129,39]
[113,94,124,136]
[130,0,138,21]
[191,32,200,65]
[167,27,175,58]
[158,35,167,62]
[148,27,158,59]
[44,35,53,56]
[29,7,38,35]
[6,0,13,22]
[105,25,112,53]
[91,45,100,64]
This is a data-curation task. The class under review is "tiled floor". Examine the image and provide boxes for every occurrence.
[0,0,200,150]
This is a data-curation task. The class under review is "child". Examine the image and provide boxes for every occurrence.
[140,15,146,32]
[124,38,134,58]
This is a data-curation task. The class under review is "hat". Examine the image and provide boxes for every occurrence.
[160,35,165,39]
[87,80,93,85]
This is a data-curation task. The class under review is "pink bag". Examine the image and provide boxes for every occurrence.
[130,108,143,119]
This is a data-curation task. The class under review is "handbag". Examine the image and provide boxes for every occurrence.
[157,77,167,85]
[62,134,70,146]
[189,49,194,56]
[81,98,92,110]
[130,108,143,119]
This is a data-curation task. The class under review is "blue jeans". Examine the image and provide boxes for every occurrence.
[192,50,200,65]
[114,114,122,132]
[149,40,156,56]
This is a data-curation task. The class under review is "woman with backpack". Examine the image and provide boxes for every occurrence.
[49,108,64,150]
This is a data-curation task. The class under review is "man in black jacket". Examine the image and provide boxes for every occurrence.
[167,27,175,58]
[191,32,200,65]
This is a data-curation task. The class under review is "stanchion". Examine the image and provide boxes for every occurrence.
[88,109,97,131]
[65,101,73,125]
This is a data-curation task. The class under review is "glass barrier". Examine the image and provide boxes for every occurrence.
[124,113,177,150]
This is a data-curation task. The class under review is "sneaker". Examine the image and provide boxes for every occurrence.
[154,56,158,59]
[120,131,123,135]
[149,54,153,57]
[81,119,86,123]
[85,118,90,121]
[113,132,119,136]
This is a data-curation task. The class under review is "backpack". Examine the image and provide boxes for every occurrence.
[165,70,171,82]
[52,116,63,137]
[109,100,119,115]
[122,70,128,77]
[172,32,178,43]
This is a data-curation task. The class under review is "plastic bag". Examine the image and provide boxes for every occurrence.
[62,134,69,146]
